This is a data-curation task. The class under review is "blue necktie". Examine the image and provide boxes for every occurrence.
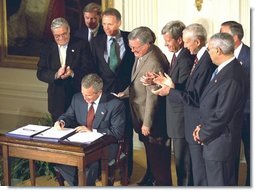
[210,68,218,81]
[109,38,118,72]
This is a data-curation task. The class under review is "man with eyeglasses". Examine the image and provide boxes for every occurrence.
[37,17,95,123]
[116,26,171,186]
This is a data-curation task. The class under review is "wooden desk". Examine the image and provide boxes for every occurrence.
[0,134,116,186]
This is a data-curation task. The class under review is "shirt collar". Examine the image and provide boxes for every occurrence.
[234,42,243,58]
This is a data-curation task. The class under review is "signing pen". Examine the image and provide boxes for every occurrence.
[22,128,37,132]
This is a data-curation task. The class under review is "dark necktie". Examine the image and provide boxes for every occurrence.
[86,102,95,131]
[169,54,176,73]
[190,57,198,75]
[109,38,118,72]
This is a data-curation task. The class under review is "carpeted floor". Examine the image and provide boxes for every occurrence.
[16,148,247,186]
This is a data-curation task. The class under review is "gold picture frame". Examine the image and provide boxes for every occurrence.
[0,0,113,69]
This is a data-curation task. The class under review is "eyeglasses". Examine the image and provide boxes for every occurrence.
[129,43,146,52]
[53,32,69,39]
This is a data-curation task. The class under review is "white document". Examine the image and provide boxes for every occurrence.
[34,127,76,140]
[66,130,103,143]
[7,124,50,137]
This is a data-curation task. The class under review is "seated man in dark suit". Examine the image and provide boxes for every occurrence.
[54,73,126,186]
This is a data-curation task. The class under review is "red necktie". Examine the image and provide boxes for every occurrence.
[169,54,176,73]
[190,57,198,75]
[86,103,95,130]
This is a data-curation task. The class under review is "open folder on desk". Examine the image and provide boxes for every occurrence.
[6,124,51,138]
[65,130,104,144]
[33,127,76,142]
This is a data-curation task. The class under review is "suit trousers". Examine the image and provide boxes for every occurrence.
[143,138,172,186]
[205,157,236,186]
[55,161,99,186]
[189,144,207,186]
[241,113,250,186]
[172,138,193,186]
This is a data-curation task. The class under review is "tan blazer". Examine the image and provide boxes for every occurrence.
[123,45,169,140]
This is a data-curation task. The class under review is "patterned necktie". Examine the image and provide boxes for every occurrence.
[86,102,95,131]
[109,38,119,72]
[190,57,198,75]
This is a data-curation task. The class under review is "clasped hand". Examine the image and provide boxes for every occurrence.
[56,66,74,79]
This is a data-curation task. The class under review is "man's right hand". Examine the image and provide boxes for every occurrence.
[55,66,66,79]
[53,120,65,130]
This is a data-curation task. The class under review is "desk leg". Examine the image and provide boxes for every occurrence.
[78,158,86,186]
[29,159,36,186]
[101,148,108,186]
[2,145,11,186]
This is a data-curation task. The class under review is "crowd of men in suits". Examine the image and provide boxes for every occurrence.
[36,2,250,186]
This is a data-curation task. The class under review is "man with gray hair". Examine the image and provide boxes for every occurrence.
[116,26,171,186]
[37,17,94,122]
[152,23,216,185]
[193,32,247,185]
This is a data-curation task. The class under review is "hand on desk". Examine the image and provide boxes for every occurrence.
[53,120,65,130]
[75,126,92,133]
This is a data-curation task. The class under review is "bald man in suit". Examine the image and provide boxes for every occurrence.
[193,33,247,185]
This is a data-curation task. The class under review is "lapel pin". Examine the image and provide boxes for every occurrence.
[71,49,75,52]
[214,79,217,83]
[101,112,104,115]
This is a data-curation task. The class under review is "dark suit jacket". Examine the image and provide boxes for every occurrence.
[58,93,126,140]
[199,59,247,161]
[90,31,135,93]
[166,48,194,138]
[238,44,250,114]
[123,45,169,142]
[37,37,95,120]
[169,51,216,143]
[74,24,105,41]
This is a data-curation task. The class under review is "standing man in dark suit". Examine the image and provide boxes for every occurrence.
[220,21,250,186]
[90,8,135,181]
[54,73,126,186]
[37,17,94,122]
[193,33,247,185]
[116,26,171,186]
[161,20,194,186]
[74,2,105,44]
[152,23,216,186]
